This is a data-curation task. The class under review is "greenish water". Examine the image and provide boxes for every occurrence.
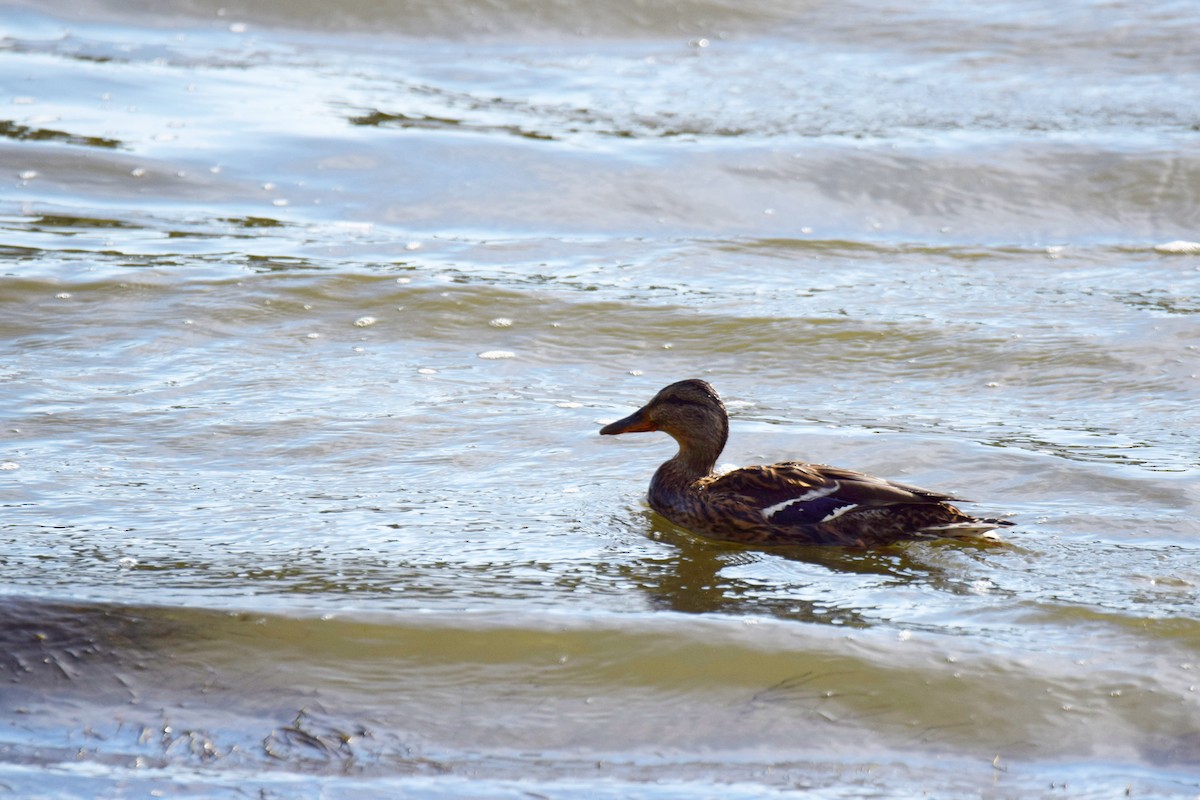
[2,1,1199,796]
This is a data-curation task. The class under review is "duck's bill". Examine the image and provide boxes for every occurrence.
[599,408,656,435]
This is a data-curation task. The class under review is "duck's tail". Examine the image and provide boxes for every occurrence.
[917,516,1015,542]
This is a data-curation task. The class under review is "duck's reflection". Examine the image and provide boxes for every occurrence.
[623,513,1004,625]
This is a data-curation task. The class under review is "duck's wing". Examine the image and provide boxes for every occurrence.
[703,462,961,527]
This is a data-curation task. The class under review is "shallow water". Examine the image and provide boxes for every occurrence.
[2,0,1200,796]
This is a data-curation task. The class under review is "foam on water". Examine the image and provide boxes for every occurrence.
[2,0,1200,796]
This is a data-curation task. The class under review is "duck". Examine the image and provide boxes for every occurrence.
[600,379,1013,547]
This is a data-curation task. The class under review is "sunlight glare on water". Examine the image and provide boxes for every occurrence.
[2,0,1200,797]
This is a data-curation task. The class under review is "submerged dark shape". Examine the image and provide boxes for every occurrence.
[600,379,1013,547]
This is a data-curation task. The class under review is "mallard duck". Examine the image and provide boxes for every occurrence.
[600,379,1012,546]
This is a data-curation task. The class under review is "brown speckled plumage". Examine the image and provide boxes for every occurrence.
[600,379,1013,547]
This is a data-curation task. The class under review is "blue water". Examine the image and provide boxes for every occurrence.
[3,0,1200,796]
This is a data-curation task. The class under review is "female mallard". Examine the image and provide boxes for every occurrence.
[600,379,1012,547]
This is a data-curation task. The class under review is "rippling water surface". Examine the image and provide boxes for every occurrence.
[3,0,1200,796]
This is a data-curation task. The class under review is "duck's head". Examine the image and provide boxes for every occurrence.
[600,379,729,461]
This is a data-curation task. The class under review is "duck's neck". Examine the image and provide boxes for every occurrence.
[650,431,725,493]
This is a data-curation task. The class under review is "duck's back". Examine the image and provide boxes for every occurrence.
[654,461,1009,546]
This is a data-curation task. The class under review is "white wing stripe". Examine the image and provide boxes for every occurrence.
[820,503,858,522]
[761,482,840,520]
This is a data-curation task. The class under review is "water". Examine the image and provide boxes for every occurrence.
[2,0,1200,796]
